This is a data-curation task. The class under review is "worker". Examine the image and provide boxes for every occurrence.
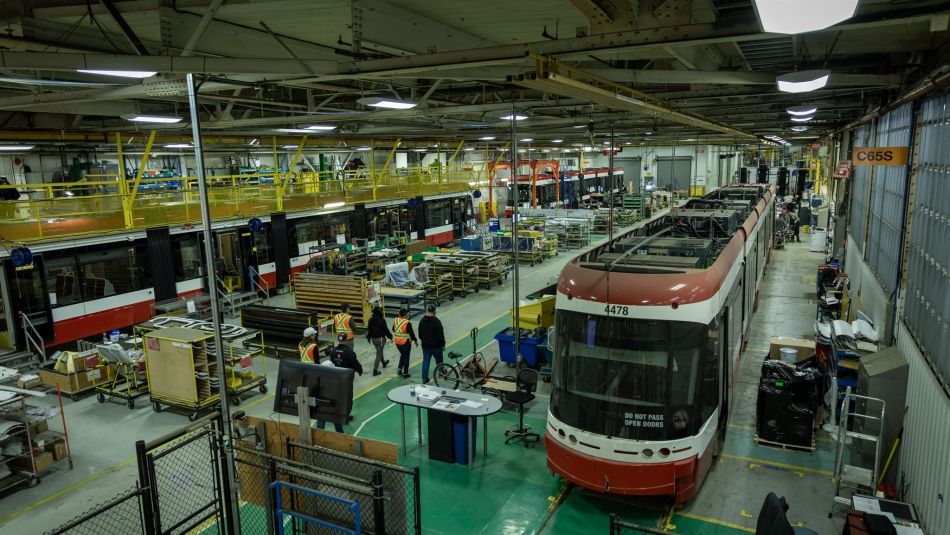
[333,303,355,349]
[391,308,417,378]
[330,333,363,375]
[298,327,319,364]
[0,176,20,201]
[418,305,445,384]
[790,211,801,242]
[365,305,392,376]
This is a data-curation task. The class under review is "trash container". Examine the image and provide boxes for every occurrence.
[452,416,476,465]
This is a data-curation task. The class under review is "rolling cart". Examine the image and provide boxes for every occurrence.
[144,327,220,421]
[95,342,149,409]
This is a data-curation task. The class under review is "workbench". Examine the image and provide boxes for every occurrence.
[380,286,427,317]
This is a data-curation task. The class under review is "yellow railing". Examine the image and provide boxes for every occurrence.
[0,165,487,243]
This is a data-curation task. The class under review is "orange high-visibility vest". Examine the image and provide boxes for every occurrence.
[299,342,317,363]
[392,317,410,345]
[334,313,354,340]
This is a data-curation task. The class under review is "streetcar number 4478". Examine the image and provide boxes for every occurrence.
[604,304,629,316]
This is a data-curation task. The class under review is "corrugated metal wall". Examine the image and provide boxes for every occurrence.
[896,320,950,535]
[902,91,950,388]
[849,124,872,251]
[866,103,913,295]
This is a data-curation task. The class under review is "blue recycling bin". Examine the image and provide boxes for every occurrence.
[452,416,477,465]
[494,328,547,367]
[488,218,500,232]
[461,236,482,251]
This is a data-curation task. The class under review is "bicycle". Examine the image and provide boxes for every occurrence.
[433,328,502,400]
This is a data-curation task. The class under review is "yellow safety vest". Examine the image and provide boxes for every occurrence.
[392,318,410,346]
[299,342,317,363]
[334,313,354,339]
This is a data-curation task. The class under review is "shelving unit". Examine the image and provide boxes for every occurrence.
[206,329,267,405]
[546,218,591,250]
[144,327,220,421]
[293,273,383,329]
[454,251,510,289]
[0,386,73,493]
[424,273,454,306]
[425,253,480,297]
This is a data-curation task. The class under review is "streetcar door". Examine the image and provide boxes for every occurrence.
[214,230,245,292]
[3,255,55,347]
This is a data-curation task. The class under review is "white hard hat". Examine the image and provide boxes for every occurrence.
[303,327,317,337]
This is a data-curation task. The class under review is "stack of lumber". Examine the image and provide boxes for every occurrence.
[293,273,382,329]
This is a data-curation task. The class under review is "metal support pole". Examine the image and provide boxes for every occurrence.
[186,72,240,535]
[134,440,158,535]
[509,109,521,364]
[608,123,615,243]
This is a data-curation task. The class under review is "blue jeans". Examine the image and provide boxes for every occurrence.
[315,420,344,433]
[422,348,444,381]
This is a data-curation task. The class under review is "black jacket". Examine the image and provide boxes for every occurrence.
[366,314,393,341]
[330,344,363,375]
[417,315,445,349]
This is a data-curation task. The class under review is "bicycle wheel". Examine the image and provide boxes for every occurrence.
[434,363,460,389]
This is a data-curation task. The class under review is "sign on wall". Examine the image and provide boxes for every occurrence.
[852,146,909,166]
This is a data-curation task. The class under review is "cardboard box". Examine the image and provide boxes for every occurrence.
[44,439,69,461]
[12,450,54,474]
[38,363,115,394]
[768,337,816,363]
[27,419,49,437]
[17,374,41,389]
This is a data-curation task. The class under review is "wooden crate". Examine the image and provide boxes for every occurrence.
[293,273,382,329]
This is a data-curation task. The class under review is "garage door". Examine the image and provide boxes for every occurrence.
[614,158,642,193]
[656,156,692,192]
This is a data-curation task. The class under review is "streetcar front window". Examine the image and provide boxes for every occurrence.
[551,311,707,441]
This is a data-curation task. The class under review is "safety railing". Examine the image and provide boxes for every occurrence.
[20,312,47,364]
[247,266,270,303]
[0,165,486,243]
[215,275,237,316]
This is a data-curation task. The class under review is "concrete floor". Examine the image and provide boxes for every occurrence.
[0,219,845,535]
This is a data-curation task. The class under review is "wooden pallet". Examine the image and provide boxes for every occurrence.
[753,434,816,453]
[293,273,382,329]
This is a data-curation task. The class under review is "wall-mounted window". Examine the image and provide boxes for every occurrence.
[79,245,151,298]
[173,236,202,282]
[44,254,82,307]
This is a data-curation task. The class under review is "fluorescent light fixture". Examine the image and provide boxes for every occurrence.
[791,126,808,132]
[77,69,156,78]
[305,125,336,131]
[164,143,193,148]
[551,139,563,143]
[786,105,818,116]
[0,76,110,87]
[644,131,653,135]
[776,70,830,93]
[412,148,426,152]
[520,138,533,142]
[324,202,345,209]
[791,115,814,122]
[479,136,496,141]
[357,97,417,109]
[583,146,593,151]
[500,114,528,121]
[572,124,587,128]
[754,0,858,34]
[354,146,371,151]
[123,114,182,124]
[249,138,260,146]
[603,141,611,145]
[0,145,34,151]
[464,147,476,151]
[276,128,313,133]
[282,145,299,149]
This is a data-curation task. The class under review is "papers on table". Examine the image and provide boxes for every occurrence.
[853,495,881,513]
[461,400,483,409]
[414,387,440,404]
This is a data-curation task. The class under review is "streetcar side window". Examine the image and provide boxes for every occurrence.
[700,317,721,423]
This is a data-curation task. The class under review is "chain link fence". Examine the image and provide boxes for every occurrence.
[287,440,421,535]
[45,486,150,535]
[144,425,225,534]
[233,447,277,535]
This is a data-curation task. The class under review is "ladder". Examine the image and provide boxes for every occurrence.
[829,390,886,517]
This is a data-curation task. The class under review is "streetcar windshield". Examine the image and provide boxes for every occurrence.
[551,311,709,441]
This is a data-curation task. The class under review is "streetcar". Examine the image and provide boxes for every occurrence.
[546,184,775,503]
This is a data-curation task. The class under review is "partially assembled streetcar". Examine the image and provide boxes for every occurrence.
[546,184,776,503]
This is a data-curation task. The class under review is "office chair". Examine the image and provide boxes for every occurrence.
[504,368,540,447]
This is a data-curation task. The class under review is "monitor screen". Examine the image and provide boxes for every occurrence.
[273,360,355,424]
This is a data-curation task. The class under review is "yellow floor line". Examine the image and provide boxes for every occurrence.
[675,511,755,533]
[720,453,834,477]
